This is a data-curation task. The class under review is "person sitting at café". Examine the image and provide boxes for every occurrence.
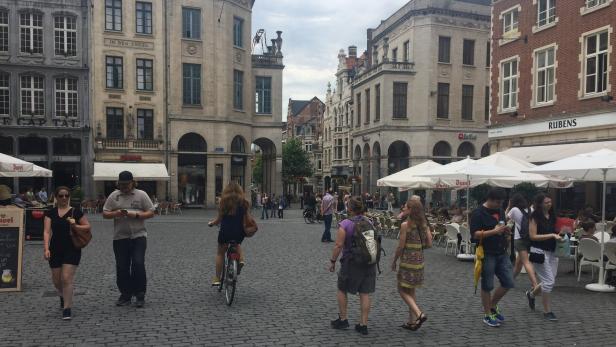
[578,220,598,241]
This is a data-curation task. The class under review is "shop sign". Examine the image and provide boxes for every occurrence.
[4,117,80,128]
[215,147,225,153]
[104,38,154,50]
[458,133,477,141]
[120,155,142,162]
[489,113,615,139]
[232,156,246,165]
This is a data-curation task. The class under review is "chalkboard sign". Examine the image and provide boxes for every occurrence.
[0,207,24,292]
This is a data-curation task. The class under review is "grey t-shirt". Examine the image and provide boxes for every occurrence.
[103,189,155,240]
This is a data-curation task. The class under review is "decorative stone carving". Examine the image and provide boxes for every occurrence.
[234,50,242,63]
[186,44,198,55]
[439,65,450,77]
[275,31,283,56]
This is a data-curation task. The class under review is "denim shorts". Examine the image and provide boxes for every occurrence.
[481,253,514,292]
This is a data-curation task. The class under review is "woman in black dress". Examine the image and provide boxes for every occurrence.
[43,186,91,320]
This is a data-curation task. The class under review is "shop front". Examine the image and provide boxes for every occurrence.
[93,162,169,199]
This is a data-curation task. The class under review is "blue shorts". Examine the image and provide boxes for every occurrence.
[481,253,514,292]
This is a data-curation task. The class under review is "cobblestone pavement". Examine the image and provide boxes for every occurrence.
[1,208,615,346]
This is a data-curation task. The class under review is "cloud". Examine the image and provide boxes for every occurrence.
[252,0,409,118]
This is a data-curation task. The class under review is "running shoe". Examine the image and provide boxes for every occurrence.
[355,324,368,335]
[544,312,558,321]
[211,276,221,286]
[483,314,501,327]
[62,308,72,320]
[525,290,536,311]
[331,316,349,330]
[491,306,505,322]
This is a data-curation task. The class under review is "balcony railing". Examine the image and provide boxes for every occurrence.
[252,54,284,68]
[353,61,415,86]
[99,138,163,150]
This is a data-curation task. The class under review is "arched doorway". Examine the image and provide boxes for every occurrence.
[481,143,490,157]
[253,137,277,196]
[178,133,207,206]
[230,136,247,189]
[324,176,332,191]
[432,141,452,165]
[52,138,81,189]
[457,142,476,158]
[388,141,410,205]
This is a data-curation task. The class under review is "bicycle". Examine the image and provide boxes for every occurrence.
[303,208,316,224]
[218,240,240,306]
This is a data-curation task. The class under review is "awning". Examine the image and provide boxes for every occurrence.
[501,140,616,163]
[93,162,170,181]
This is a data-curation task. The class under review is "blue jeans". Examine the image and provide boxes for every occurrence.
[481,253,515,292]
[113,237,147,298]
[261,206,268,219]
[322,214,333,241]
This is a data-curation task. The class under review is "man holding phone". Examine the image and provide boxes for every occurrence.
[103,171,155,308]
[470,188,514,328]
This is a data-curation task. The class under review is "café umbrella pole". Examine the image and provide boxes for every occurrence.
[457,174,475,261]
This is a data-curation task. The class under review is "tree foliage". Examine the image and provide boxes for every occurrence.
[512,182,541,204]
[282,138,313,183]
[253,153,263,186]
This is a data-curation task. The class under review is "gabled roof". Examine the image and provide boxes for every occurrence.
[289,100,311,117]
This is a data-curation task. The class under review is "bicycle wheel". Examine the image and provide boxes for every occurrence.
[218,257,226,292]
[224,260,237,306]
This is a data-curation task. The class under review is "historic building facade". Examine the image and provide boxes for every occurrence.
[329,0,492,200]
[0,0,92,195]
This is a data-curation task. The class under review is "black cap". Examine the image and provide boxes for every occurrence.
[118,171,133,182]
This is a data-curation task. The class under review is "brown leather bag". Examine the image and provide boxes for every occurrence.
[69,209,92,248]
[243,210,258,237]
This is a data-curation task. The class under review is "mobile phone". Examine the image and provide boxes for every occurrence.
[121,209,128,214]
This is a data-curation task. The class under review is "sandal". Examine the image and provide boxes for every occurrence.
[400,322,418,331]
[414,312,428,330]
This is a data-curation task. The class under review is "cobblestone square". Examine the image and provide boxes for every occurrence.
[1,209,615,346]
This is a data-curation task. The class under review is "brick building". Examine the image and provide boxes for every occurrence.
[489,0,616,212]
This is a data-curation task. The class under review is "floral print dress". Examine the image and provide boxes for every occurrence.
[398,222,425,289]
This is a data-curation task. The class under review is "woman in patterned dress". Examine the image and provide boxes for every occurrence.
[392,199,432,331]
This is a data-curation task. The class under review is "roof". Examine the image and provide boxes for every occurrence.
[289,100,311,117]
[457,0,491,5]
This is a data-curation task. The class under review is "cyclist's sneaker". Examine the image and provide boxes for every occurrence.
[483,314,501,327]
[211,276,221,286]
[115,295,132,306]
[543,312,558,321]
[62,308,72,320]
[525,290,536,311]
[238,261,245,275]
[355,324,368,335]
[331,316,349,330]
[491,306,505,322]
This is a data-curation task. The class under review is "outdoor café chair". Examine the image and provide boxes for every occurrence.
[444,224,460,256]
[578,238,603,282]
[459,224,474,254]
[594,231,610,242]
[604,242,616,283]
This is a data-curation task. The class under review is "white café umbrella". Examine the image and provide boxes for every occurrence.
[0,153,34,176]
[478,152,573,188]
[525,148,616,292]
[417,157,520,260]
[377,160,444,189]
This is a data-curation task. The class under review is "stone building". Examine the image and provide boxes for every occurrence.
[90,0,284,207]
[489,0,616,211]
[0,0,92,196]
[321,0,492,203]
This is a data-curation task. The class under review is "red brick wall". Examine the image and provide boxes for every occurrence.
[490,0,616,126]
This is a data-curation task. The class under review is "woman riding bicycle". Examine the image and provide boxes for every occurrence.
[208,182,249,286]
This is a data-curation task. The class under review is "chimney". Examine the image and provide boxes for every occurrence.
[348,46,357,58]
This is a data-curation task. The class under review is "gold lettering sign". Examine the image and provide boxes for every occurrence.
[104,38,154,50]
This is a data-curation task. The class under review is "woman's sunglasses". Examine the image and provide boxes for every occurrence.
[57,194,70,198]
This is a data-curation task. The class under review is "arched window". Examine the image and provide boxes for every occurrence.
[457,142,475,158]
[178,133,206,152]
[231,136,246,153]
[481,143,490,157]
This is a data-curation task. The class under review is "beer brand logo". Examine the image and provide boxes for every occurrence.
[12,164,24,171]
[0,216,14,225]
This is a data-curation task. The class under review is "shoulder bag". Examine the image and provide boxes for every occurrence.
[243,208,258,237]
[69,209,92,249]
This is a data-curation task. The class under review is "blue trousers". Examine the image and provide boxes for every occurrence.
[322,214,333,241]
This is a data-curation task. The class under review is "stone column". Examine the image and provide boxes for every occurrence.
[274,154,283,196]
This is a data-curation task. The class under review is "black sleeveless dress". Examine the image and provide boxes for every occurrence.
[218,205,246,245]
[46,207,83,268]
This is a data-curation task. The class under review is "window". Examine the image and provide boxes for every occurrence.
[463,40,475,65]
[462,85,474,120]
[106,107,124,139]
[391,48,398,62]
[105,56,123,89]
[137,109,153,139]
[584,31,609,95]
[233,70,243,110]
[502,9,519,34]
[55,78,78,118]
[438,36,450,63]
[21,75,44,116]
[255,76,271,114]
[375,84,381,121]
[0,11,8,52]
[356,93,361,126]
[535,47,555,104]
[20,13,43,54]
[484,86,490,121]
[486,41,491,67]
[393,82,408,119]
[403,41,410,62]
[364,89,370,124]
[136,2,152,34]
[537,0,556,27]
[136,58,153,91]
[0,73,8,116]
[54,16,77,56]
[501,59,518,111]
[182,8,201,39]
[182,63,201,105]
[336,139,343,160]
[587,0,609,8]
[105,0,122,31]
[344,138,348,158]
[437,83,449,119]
[233,17,243,47]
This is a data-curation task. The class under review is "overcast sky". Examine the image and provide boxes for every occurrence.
[252,0,408,119]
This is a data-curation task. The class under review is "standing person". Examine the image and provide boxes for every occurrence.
[528,194,562,321]
[260,193,269,220]
[256,192,262,211]
[208,182,251,286]
[469,188,514,328]
[103,171,155,308]
[269,193,277,218]
[321,189,335,242]
[387,193,395,212]
[329,196,376,335]
[300,193,304,209]
[278,195,286,219]
[43,186,91,320]
[506,193,539,309]
[392,198,432,330]
[25,187,35,202]
[38,187,48,203]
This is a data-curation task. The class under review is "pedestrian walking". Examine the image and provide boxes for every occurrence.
[321,189,335,242]
[43,186,91,320]
[278,195,286,219]
[392,198,432,331]
[208,182,251,286]
[260,193,269,219]
[528,194,563,321]
[300,194,304,209]
[103,171,155,308]
[269,194,277,218]
[387,193,395,212]
[506,194,539,307]
[469,188,514,328]
[329,196,376,335]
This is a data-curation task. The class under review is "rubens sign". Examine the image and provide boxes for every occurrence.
[488,113,615,139]
[548,119,577,130]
